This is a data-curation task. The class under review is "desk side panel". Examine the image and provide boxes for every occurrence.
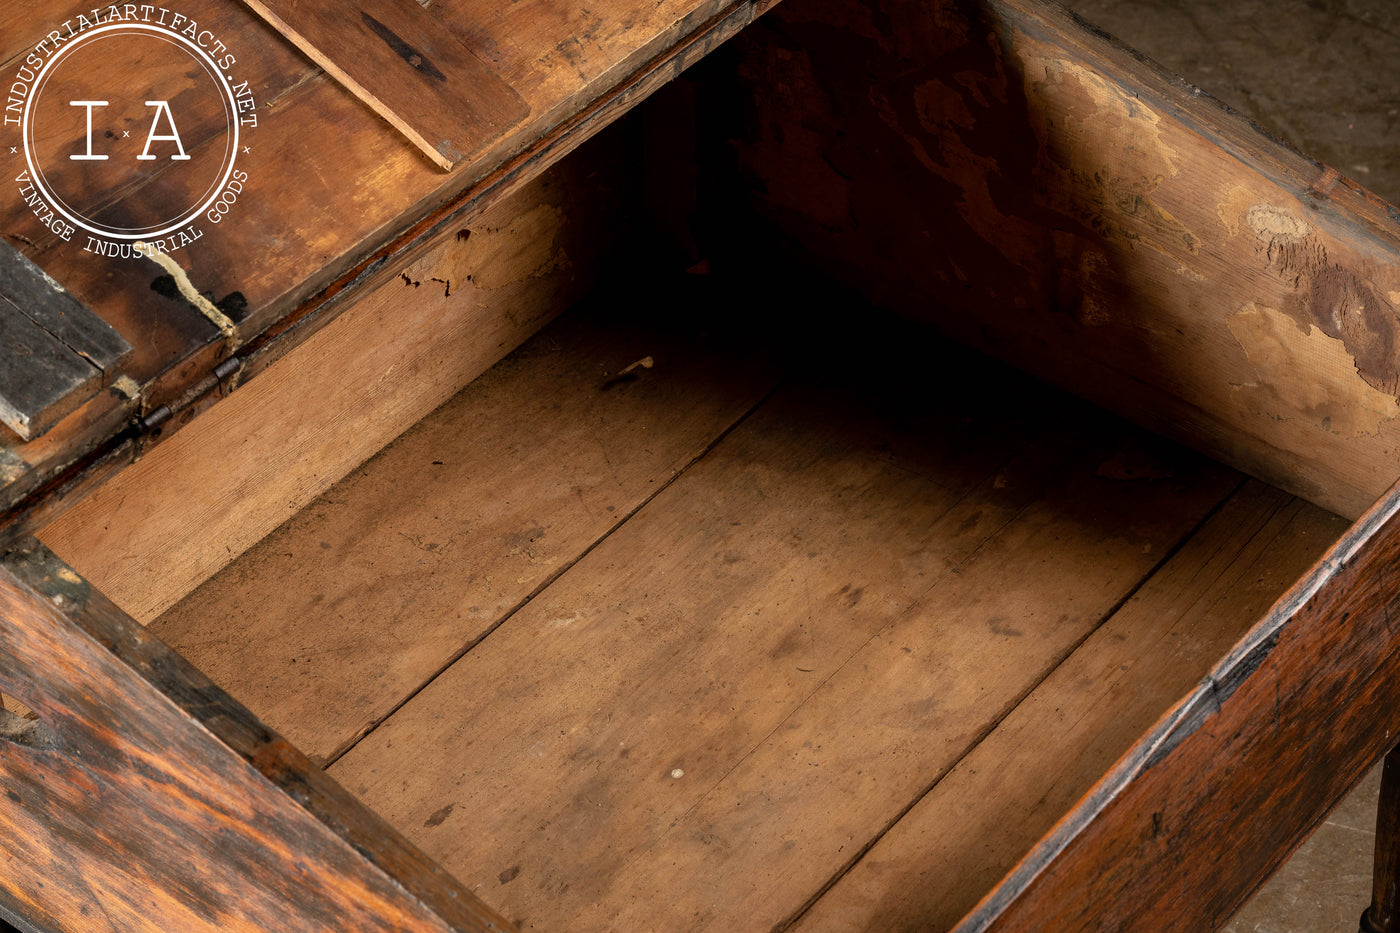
[719,0,1400,519]
[960,480,1400,931]
[0,539,510,933]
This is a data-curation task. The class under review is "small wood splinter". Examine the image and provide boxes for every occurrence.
[601,355,654,390]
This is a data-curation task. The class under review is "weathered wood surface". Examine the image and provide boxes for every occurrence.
[724,0,1400,519]
[0,243,130,377]
[0,242,131,441]
[0,538,512,933]
[0,307,97,443]
[319,326,1244,930]
[0,0,766,533]
[791,480,1345,930]
[951,475,1400,931]
[38,123,639,624]
[236,0,529,169]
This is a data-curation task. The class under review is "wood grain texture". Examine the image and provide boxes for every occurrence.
[147,289,779,765]
[952,475,1400,931]
[0,243,131,441]
[326,339,1240,930]
[723,0,1400,518]
[792,480,1346,931]
[0,243,130,378]
[237,0,528,169]
[0,538,512,933]
[38,130,634,623]
[0,304,98,442]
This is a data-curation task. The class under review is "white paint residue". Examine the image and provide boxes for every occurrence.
[36,266,65,293]
[1246,204,1312,243]
[110,375,140,399]
[135,242,237,340]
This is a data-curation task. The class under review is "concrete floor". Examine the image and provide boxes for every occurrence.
[1061,0,1400,205]
[1221,764,1381,932]
[1057,1,1400,929]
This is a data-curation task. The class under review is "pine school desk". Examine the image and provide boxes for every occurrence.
[2,0,1400,930]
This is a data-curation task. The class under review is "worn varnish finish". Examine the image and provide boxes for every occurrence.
[236,0,529,169]
[726,0,1400,519]
[0,539,511,933]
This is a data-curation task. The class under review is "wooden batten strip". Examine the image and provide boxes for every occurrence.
[237,0,529,169]
[0,244,130,377]
[0,302,99,442]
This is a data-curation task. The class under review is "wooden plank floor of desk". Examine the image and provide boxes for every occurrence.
[792,480,1345,931]
[320,331,1245,930]
[147,292,782,765]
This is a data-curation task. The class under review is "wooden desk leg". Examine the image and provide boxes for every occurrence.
[1364,744,1400,932]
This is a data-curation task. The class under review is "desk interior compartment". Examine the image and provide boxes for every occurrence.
[11,0,1400,930]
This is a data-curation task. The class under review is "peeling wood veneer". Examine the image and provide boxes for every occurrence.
[1227,302,1399,439]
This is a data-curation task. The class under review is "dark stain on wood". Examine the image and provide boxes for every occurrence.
[361,12,448,83]
[150,277,251,327]
[150,275,182,302]
[425,803,454,827]
[216,292,251,324]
